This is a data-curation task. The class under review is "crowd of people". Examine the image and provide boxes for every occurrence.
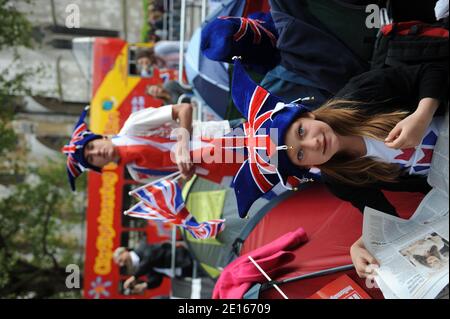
[62,0,449,297]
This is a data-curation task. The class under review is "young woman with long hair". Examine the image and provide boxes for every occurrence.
[282,62,448,216]
[278,62,448,278]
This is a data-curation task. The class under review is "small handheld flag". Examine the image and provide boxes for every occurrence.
[125,177,225,240]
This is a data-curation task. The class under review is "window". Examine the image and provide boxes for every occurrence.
[128,46,154,77]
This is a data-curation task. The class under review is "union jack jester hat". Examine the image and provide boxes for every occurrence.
[62,106,102,191]
[201,12,279,66]
[228,57,317,218]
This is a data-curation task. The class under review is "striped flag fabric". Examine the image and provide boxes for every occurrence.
[125,178,225,240]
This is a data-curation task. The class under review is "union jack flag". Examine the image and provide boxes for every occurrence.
[394,130,437,174]
[125,179,225,240]
[224,58,314,217]
[218,16,277,46]
[215,86,278,194]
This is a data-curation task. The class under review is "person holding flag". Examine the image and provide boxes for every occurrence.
[62,102,240,240]
[62,102,243,192]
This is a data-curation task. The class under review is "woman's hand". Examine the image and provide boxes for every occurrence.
[350,237,379,279]
[385,97,439,149]
[384,112,430,149]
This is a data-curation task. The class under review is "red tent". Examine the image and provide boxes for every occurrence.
[239,184,425,299]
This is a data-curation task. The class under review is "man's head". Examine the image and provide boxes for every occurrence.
[113,247,135,274]
[62,107,104,191]
[146,84,165,98]
[83,136,119,169]
[136,49,155,76]
[113,247,131,267]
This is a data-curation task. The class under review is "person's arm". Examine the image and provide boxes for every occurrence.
[119,104,175,136]
[386,63,447,149]
[134,263,149,279]
[171,103,195,179]
[133,244,167,278]
[337,63,448,114]
[171,103,193,135]
[338,63,448,149]
[123,276,137,290]
[145,271,164,289]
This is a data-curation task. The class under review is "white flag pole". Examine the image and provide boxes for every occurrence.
[248,255,289,300]
[172,174,182,183]
[129,171,181,196]
[123,201,144,215]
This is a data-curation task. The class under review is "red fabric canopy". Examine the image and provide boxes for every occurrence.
[240,184,425,299]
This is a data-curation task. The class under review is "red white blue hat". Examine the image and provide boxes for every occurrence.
[61,106,102,191]
[229,58,317,217]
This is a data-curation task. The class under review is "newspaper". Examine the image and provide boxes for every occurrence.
[362,109,449,299]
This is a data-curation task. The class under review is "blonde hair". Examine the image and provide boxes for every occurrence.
[310,99,410,186]
[113,247,127,263]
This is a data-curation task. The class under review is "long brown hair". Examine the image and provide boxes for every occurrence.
[311,99,410,185]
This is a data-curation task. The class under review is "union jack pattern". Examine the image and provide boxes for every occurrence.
[394,130,437,174]
[61,107,94,184]
[125,179,225,240]
[218,16,277,46]
[215,86,278,194]
[226,58,315,217]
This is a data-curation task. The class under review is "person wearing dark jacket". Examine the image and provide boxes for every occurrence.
[274,62,447,280]
[320,63,448,216]
[278,63,448,216]
[113,240,194,294]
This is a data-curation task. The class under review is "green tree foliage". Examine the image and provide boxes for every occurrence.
[0,0,87,298]
[0,160,86,298]
[0,67,33,157]
[0,0,33,51]
[0,0,34,156]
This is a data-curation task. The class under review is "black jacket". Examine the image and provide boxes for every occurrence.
[323,63,448,216]
[133,241,193,289]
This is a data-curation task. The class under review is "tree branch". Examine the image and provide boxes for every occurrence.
[41,198,59,270]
